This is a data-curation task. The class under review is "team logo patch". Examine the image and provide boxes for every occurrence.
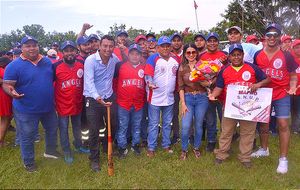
[138,69,144,78]
[172,65,178,75]
[77,69,83,78]
[273,58,283,69]
[242,71,251,81]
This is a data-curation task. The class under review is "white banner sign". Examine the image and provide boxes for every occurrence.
[224,85,273,123]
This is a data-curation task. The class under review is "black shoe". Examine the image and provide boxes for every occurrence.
[90,161,100,172]
[131,145,141,155]
[206,142,216,152]
[43,150,62,159]
[8,125,16,132]
[118,148,128,159]
[215,158,223,165]
[24,164,37,173]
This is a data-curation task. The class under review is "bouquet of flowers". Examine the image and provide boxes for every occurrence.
[189,60,222,82]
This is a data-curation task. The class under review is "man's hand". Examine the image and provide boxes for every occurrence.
[207,93,217,101]
[286,86,299,95]
[248,83,261,92]
[96,97,112,107]
[7,85,24,99]
[148,83,158,89]
[82,23,93,31]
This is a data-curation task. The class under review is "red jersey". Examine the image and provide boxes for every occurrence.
[254,50,298,100]
[199,50,228,66]
[113,48,128,62]
[115,62,146,111]
[216,63,267,103]
[0,67,12,116]
[53,60,84,116]
[291,51,300,95]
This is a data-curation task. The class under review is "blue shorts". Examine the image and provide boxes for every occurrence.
[272,96,290,119]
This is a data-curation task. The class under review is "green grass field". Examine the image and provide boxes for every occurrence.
[0,128,300,189]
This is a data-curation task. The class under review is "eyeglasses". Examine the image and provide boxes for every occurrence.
[265,32,279,38]
[185,51,197,56]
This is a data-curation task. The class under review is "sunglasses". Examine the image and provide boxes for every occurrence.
[186,51,197,56]
[147,38,156,42]
[265,32,279,38]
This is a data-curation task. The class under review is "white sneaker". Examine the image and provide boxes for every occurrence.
[276,157,288,174]
[251,147,270,158]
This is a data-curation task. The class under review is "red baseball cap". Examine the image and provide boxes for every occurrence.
[246,35,258,43]
[134,35,146,43]
[292,39,300,48]
[281,35,292,43]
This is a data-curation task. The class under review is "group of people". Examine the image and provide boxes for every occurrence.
[0,23,299,175]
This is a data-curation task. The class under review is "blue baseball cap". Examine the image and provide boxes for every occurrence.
[206,32,220,41]
[194,33,206,41]
[61,40,77,50]
[129,44,142,53]
[21,35,38,45]
[266,23,282,35]
[229,43,244,54]
[88,34,100,41]
[116,30,128,37]
[52,42,59,46]
[77,36,89,45]
[171,33,182,41]
[157,36,171,46]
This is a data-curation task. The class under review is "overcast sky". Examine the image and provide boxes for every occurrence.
[0,0,232,35]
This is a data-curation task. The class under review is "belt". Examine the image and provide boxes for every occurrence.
[185,91,205,95]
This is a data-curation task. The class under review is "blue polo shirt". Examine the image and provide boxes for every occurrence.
[3,56,55,113]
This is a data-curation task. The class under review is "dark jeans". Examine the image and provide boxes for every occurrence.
[58,114,82,153]
[205,101,222,143]
[171,92,180,138]
[13,108,58,166]
[85,96,116,163]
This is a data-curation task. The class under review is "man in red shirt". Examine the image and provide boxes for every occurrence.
[199,32,228,152]
[251,24,298,174]
[209,43,269,168]
[113,30,129,62]
[54,41,89,164]
[114,44,146,158]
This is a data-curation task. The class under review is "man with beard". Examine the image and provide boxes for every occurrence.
[194,33,207,56]
[3,35,59,172]
[76,35,91,63]
[251,24,298,174]
[77,23,99,54]
[113,30,129,62]
[53,41,89,164]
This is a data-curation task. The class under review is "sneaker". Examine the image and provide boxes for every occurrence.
[276,157,288,174]
[43,150,61,159]
[64,152,74,164]
[24,164,37,173]
[251,147,269,158]
[131,145,141,156]
[163,147,174,154]
[90,161,100,172]
[75,147,90,154]
[34,136,40,143]
[147,150,155,158]
[118,148,128,159]
[241,161,252,168]
[206,142,216,152]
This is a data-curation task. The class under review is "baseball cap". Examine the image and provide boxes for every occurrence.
[146,33,156,39]
[134,34,147,43]
[157,36,171,46]
[129,44,142,53]
[61,41,77,50]
[21,35,38,45]
[292,39,300,48]
[227,26,242,34]
[281,35,292,43]
[246,35,258,43]
[194,33,206,41]
[77,36,89,45]
[88,34,100,41]
[229,43,244,54]
[47,49,57,57]
[171,33,182,41]
[6,50,13,56]
[116,30,128,37]
[206,32,219,41]
[266,23,282,35]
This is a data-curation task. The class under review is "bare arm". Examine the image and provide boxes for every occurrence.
[77,23,93,40]
[208,87,223,101]
[286,72,298,95]
[2,81,24,99]
[179,89,189,116]
[248,77,271,92]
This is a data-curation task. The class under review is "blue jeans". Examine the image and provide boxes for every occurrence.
[15,125,40,145]
[205,101,222,143]
[147,104,174,151]
[141,103,148,141]
[58,114,82,153]
[117,106,143,149]
[181,93,209,151]
[13,108,58,166]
